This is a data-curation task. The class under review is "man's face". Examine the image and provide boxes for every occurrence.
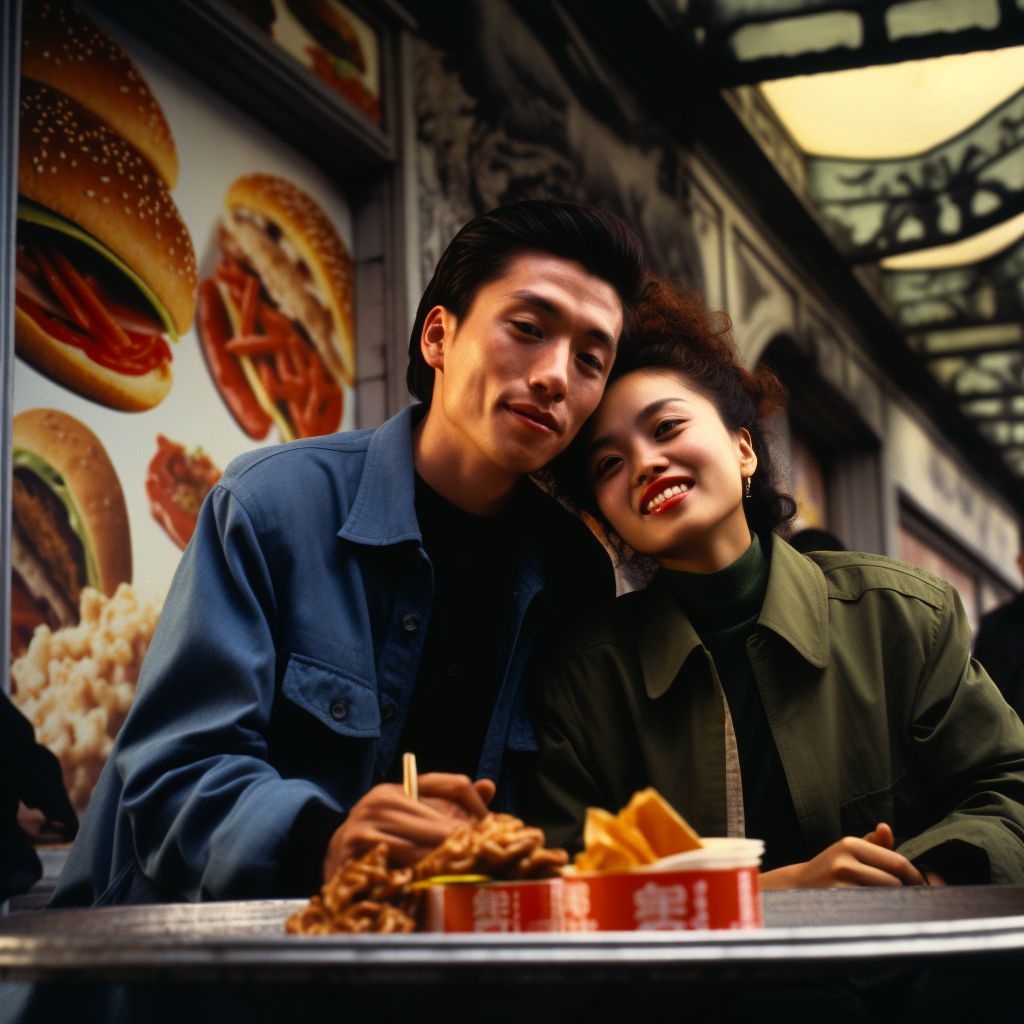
[422,252,624,475]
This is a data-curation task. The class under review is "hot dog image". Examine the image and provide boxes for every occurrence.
[198,173,354,441]
[10,409,132,658]
[146,436,222,551]
[15,1,196,412]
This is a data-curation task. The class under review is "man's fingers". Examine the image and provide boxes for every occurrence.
[417,773,491,818]
[343,827,433,868]
[474,778,496,806]
[843,837,925,886]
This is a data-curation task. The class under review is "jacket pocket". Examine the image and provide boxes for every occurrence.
[280,652,381,739]
[840,769,917,838]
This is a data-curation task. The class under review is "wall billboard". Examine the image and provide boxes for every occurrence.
[10,0,356,818]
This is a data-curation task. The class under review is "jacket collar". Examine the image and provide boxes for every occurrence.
[758,533,829,669]
[338,404,423,547]
[637,533,829,699]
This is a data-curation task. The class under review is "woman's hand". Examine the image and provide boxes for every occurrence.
[863,822,947,886]
[322,774,496,882]
[759,822,927,890]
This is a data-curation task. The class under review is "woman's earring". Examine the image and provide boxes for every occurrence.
[744,477,751,498]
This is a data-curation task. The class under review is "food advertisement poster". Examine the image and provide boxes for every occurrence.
[10,0,356,817]
[224,0,382,124]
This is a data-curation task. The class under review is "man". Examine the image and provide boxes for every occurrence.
[50,200,647,906]
[975,537,1024,719]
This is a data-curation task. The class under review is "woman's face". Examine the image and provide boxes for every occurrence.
[587,369,757,572]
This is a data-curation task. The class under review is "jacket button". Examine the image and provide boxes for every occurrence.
[402,612,421,632]
[381,702,397,722]
[513,588,521,598]
[330,700,348,720]
[447,663,460,678]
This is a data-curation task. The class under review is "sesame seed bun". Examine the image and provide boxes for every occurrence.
[12,408,132,598]
[18,80,197,336]
[21,0,179,189]
[225,174,355,385]
[15,306,173,412]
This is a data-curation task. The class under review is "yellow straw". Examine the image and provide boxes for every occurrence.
[402,752,418,802]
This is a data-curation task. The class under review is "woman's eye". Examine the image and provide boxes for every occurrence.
[654,419,684,439]
[577,352,603,372]
[511,320,542,338]
[593,455,622,478]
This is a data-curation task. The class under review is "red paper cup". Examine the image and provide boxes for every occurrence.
[423,878,565,933]
[421,839,764,932]
[563,837,764,931]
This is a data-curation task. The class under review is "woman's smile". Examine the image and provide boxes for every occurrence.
[639,475,694,514]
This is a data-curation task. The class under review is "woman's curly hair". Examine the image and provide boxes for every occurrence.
[553,276,796,543]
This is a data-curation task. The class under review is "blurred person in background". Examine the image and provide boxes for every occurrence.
[788,527,845,554]
[0,692,77,903]
[974,532,1024,720]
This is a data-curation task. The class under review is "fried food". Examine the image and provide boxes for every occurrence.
[575,788,703,872]
[286,814,569,935]
[286,843,418,935]
[414,813,568,881]
[620,788,702,857]
[10,583,160,809]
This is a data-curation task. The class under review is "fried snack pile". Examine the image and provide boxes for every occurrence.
[575,788,703,872]
[286,843,418,935]
[286,813,569,935]
[414,812,568,881]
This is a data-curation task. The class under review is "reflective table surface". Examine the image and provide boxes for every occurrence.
[2,887,1024,982]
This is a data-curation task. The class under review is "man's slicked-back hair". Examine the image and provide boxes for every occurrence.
[407,200,648,402]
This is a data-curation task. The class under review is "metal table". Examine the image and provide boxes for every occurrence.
[2,887,1024,983]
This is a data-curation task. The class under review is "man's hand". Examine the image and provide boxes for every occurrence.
[759,822,926,890]
[322,774,496,882]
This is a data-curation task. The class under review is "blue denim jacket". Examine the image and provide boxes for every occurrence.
[49,405,612,906]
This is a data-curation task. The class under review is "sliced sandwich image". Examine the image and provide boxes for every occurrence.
[198,173,354,441]
[10,409,132,658]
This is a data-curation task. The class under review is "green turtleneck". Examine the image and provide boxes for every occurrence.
[662,534,804,870]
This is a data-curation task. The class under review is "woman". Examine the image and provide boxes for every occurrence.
[529,280,1024,888]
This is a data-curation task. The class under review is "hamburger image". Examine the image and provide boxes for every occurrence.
[284,0,380,123]
[21,0,179,189]
[287,0,366,73]
[15,4,196,412]
[10,409,132,658]
[198,173,354,441]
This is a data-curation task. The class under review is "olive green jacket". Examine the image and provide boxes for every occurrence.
[527,536,1024,883]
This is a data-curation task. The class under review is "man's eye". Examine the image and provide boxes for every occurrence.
[654,419,684,438]
[577,352,604,372]
[512,320,542,338]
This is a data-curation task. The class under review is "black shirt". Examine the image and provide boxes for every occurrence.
[662,534,805,872]
[385,473,517,781]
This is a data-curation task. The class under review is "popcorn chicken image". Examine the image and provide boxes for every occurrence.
[11,583,161,811]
